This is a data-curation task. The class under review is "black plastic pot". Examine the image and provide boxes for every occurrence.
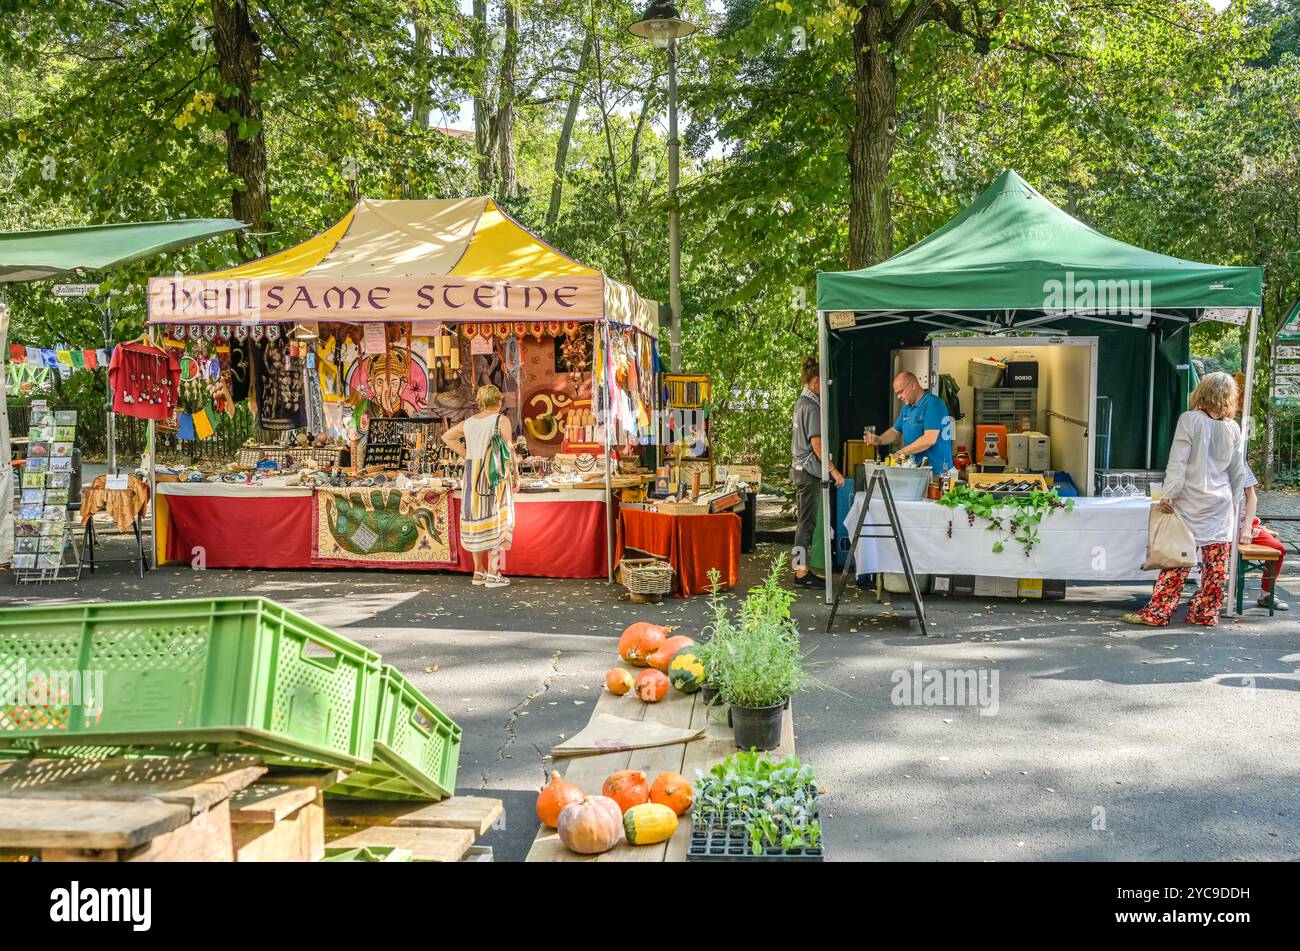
[731,700,786,750]
[700,683,720,705]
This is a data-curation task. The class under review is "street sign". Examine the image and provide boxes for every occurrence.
[51,283,100,298]
[1278,345,1300,360]
[1276,362,1300,377]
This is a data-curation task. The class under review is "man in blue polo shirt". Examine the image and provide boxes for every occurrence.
[863,372,954,472]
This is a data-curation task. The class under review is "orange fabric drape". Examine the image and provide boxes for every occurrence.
[620,508,740,597]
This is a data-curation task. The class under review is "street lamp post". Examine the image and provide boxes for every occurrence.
[628,1,695,373]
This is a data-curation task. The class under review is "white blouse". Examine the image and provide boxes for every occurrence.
[1161,410,1245,546]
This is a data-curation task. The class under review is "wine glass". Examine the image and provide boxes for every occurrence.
[1102,474,1117,498]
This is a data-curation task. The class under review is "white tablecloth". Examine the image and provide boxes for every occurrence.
[842,495,1159,581]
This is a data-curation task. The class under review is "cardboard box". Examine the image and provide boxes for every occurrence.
[1008,432,1051,471]
[1003,361,1039,388]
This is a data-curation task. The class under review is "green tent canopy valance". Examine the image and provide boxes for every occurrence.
[816,171,1262,316]
[0,218,246,283]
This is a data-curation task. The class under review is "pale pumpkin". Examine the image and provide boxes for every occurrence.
[605,667,634,696]
[634,668,670,703]
[618,622,671,666]
[646,635,696,672]
[649,771,693,816]
[623,803,678,845]
[602,769,650,813]
[556,796,624,854]
[536,771,583,829]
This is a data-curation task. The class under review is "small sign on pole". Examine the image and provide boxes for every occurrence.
[51,284,101,298]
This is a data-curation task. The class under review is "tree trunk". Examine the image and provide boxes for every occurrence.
[848,3,898,268]
[472,0,498,193]
[546,29,593,230]
[413,19,432,131]
[211,0,270,259]
[496,0,519,198]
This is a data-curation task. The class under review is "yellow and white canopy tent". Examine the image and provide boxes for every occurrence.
[146,197,662,581]
[147,197,659,332]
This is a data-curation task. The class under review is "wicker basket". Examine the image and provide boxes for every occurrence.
[618,557,675,603]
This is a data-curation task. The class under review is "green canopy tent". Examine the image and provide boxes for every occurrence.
[1,217,246,566]
[813,170,1264,610]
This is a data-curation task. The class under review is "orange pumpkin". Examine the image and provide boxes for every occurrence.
[634,668,670,703]
[650,771,694,816]
[605,668,635,696]
[536,771,584,829]
[556,796,624,854]
[602,769,650,813]
[618,622,672,666]
[647,635,696,672]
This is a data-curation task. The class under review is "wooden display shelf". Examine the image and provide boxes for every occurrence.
[524,680,794,863]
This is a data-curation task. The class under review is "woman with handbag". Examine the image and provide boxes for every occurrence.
[442,385,519,588]
[1125,372,1246,627]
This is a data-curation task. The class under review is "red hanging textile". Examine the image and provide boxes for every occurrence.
[107,341,180,420]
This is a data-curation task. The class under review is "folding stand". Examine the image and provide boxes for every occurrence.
[826,468,931,636]
[82,513,150,579]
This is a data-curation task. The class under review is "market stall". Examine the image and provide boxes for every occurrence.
[143,197,662,580]
[815,171,1265,609]
[1,217,247,576]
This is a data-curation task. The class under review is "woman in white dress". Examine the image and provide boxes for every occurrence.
[1125,372,1245,627]
[442,385,519,587]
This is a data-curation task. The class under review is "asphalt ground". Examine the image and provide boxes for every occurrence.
[3,504,1297,863]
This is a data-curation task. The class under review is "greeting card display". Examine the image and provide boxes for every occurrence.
[13,405,80,583]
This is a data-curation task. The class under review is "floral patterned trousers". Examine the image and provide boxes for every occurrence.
[1136,542,1231,626]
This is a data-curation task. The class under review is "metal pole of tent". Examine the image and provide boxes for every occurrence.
[817,311,833,605]
[1145,331,1156,469]
[602,319,614,583]
[103,297,116,474]
[147,324,157,570]
[1228,307,1261,616]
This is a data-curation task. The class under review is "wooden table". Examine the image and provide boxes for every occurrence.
[525,682,794,862]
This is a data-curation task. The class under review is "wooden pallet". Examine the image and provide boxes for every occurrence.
[0,754,266,862]
[324,795,503,862]
[0,755,503,863]
[525,681,794,862]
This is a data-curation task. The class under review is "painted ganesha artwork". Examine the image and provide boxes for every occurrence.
[312,487,455,568]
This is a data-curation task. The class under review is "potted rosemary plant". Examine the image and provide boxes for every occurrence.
[713,557,809,750]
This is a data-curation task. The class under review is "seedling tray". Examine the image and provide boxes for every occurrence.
[687,796,825,862]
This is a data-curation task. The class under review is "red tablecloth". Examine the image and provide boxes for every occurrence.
[164,493,313,569]
[160,488,611,578]
[620,508,741,597]
[452,496,610,579]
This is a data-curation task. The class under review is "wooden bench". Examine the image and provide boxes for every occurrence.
[525,683,794,862]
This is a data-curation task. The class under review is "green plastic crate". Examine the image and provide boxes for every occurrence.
[0,598,381,769]
[330,666,461,801]
[322,845,413,862]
